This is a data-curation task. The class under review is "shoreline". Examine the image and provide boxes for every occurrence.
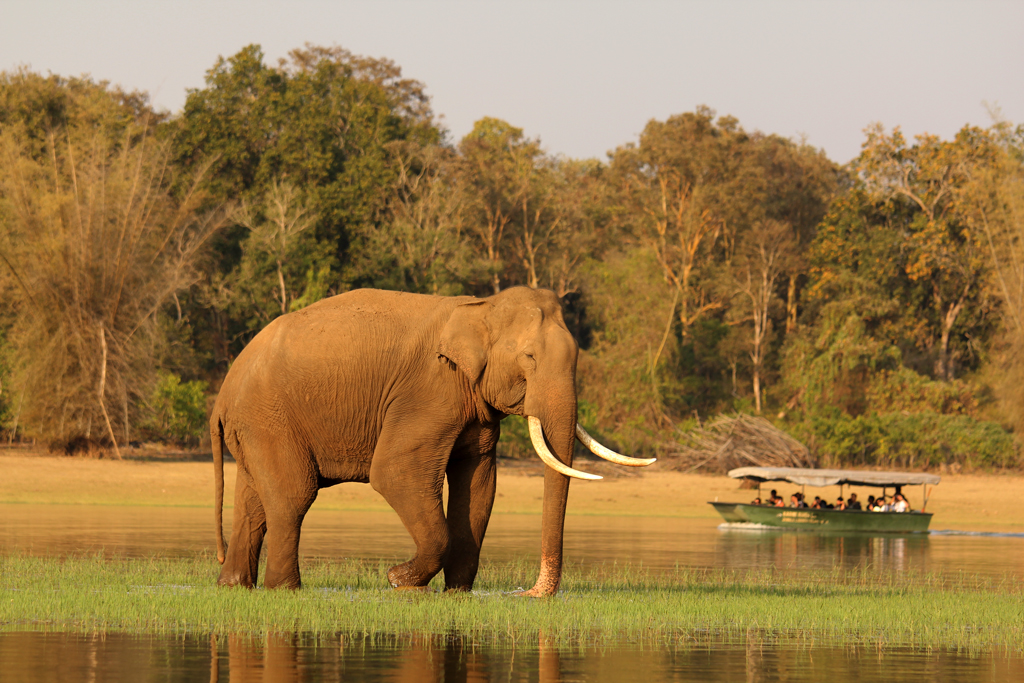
[2,452,1022,532]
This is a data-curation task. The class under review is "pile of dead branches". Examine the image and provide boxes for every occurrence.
[662,414,814,473]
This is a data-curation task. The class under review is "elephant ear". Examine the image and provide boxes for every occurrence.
[438,300,491,384]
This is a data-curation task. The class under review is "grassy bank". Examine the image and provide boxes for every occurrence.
[2,554,1022,651]
[2,451,1024,531]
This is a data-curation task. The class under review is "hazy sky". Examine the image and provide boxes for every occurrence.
[2,1,1021,163]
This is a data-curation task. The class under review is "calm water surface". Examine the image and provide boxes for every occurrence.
[1,631,1022,683]
[1,503,1022,580]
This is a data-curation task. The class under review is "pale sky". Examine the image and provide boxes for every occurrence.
[2,1,1021,164]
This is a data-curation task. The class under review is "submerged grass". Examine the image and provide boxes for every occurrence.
[2,553,1022,652]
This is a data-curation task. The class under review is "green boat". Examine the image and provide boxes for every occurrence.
[710,466,941,533]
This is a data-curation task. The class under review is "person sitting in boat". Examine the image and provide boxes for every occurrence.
[847,493,862,510]
[811,495,823,508]
[872,497,889,511]
[834,496,846,510]
[768,489,783,506]
[892,493,909,512]
[866,495,876,510]
[751,497,762,505]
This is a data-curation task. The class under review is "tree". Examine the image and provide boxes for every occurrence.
[173,44,442,357]
[345,141,481,294]
[731,220,797,413]
[747,134,840,333]
[231,179,328,323]
[610,109,743,342]
[458,118,546,294]
[857,124,997,380]
[0,85,225,449]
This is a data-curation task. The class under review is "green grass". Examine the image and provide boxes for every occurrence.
[2,553,1023,652]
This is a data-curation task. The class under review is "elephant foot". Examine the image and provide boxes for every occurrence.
[264,564,302,590]
[217,572,256,589]
[264,576,301,590]
[387,561,436,589]
[512,583,557,598]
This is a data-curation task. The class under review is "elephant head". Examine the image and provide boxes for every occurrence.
[438,287,654,596]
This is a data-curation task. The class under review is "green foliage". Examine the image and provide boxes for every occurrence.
[289,264,334,312]
[779,296,902,418]
[865,366,982,416]
[495,415,532,460]
[145,372,209,446]
[173,44,442,354]
[344,142,482,295]
[794,411,1018,471]
[577,248,681,453]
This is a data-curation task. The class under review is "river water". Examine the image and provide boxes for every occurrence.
[2,503,1023,580]
[2,630,1022,683]
[2,503,1023,681]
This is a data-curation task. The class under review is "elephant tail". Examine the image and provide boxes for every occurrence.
[212,414,226,565]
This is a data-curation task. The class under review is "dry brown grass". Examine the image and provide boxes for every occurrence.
[0,447,1021,531]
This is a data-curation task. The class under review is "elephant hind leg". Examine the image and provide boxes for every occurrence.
[262,488,317,590]
[255,445,318,590]
[218,472,267,588]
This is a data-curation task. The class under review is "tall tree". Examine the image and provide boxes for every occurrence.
[731,220,797,413]
[0,83,225,448]
[458,117,545,294]
[857,124,996,379]
[346,141,481,295]
[173,44,441,356]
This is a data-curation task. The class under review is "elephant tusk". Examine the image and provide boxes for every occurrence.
[575,424,657,467]
[527,416,602,481]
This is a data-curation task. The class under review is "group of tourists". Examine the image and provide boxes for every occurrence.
[750,489,912,512]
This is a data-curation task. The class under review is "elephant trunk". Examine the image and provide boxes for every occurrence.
[522,382,578,597]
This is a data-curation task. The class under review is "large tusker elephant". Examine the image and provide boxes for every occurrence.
[210,287,653,596]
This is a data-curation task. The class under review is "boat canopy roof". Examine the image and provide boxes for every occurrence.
[728,466,940,488]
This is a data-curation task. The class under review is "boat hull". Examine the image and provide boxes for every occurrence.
[709,502,933,533]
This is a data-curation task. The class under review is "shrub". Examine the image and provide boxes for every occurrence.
[794,411,1019,471]
[145,372,209,446]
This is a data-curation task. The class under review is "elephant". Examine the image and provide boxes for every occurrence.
[210,286,654,596]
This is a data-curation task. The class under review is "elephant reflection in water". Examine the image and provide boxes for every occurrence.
[208,631,564,683]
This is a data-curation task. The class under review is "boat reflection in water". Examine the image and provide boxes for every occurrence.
[714,527,930,574]
[3,629,1022,683]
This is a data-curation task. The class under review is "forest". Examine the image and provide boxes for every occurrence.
[1,44,1022,470]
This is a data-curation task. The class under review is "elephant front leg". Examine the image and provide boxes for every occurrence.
[218,473,267,588]
[443,449,496,591]
[370,427,453,589]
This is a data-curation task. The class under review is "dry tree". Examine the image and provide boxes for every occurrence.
[0,119,226,454]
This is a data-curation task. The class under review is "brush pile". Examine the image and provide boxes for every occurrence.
[662,414,814,473]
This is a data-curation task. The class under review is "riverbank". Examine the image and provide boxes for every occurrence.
[1,451,1021,532]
